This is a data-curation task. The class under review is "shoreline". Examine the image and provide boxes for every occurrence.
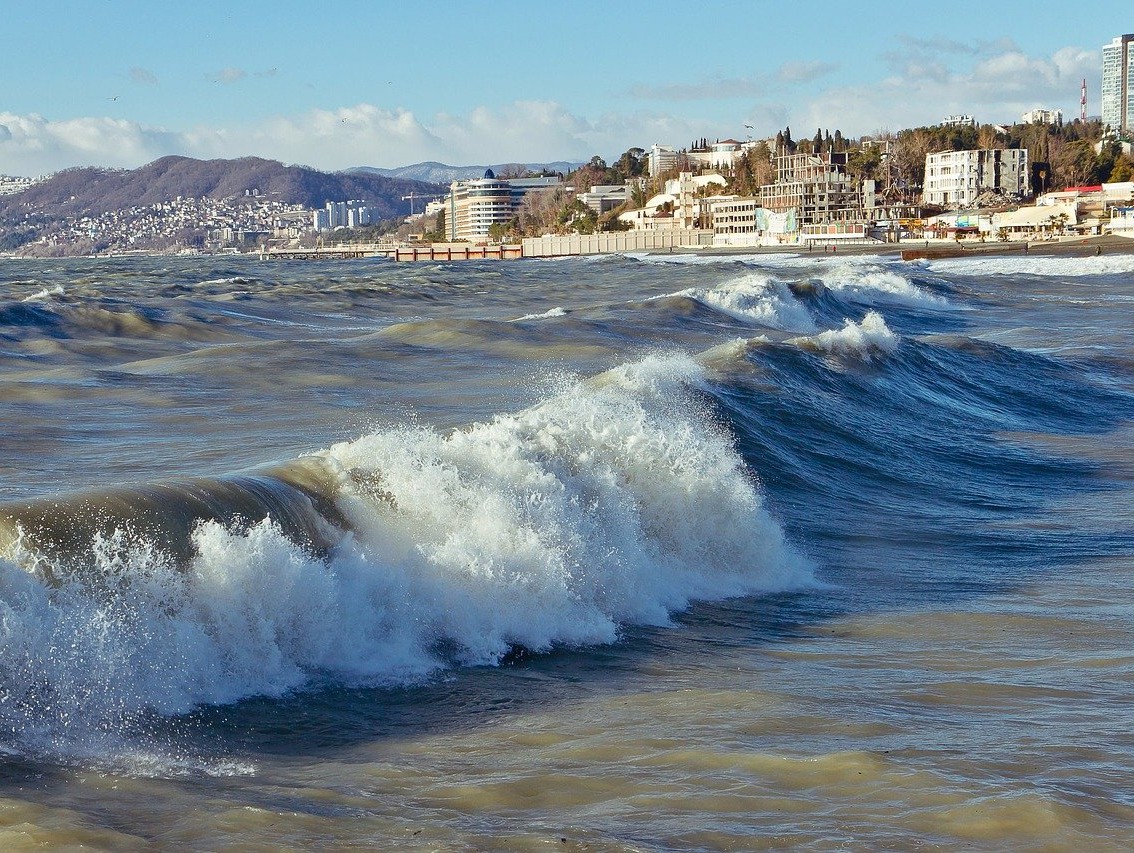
[659,233,1134,260]
[4,234,1132,263]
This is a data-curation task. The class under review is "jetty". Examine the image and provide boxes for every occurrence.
[263,242,523,262]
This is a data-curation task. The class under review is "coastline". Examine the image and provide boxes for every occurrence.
[656,233,1134,260]
[4,234,1131,263]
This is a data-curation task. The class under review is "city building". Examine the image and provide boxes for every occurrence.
[1021,108,1063,125]
[759,151,871,231]
[0,175,39,196]
[922,148,1030,208]
[1108,206,1134,236]
[687,139,745,171]
[940,115,977,128]
[446,171,561,241]
[648,144,679,177]
[578,185,629,215]
[618,172,726,231]
[312,200,372,231]
[708,196,760,246]
[1102,34,1134,134]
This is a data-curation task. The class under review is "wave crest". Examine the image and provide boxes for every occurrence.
[788,311,899,357]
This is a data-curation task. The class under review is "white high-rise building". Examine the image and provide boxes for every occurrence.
[1102,34,1134,134]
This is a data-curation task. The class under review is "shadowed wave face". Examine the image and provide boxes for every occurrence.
[0,458,348,581]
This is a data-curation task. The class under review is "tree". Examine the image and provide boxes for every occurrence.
[613,148,646,180]
[557,198,597,234]
[1049,138,1100,188]
[977,125,1001,150]
[892,128,935,193]
[846,145,883,183]
[1109,154,1134,183]
[516,185,571,236]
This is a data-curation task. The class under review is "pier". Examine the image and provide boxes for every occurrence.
[263,242,523,262]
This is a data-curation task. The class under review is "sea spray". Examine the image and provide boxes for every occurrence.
[661,272,818,332]
[323,353,813,662]
[0,353,812,759]
[787,311,900,358]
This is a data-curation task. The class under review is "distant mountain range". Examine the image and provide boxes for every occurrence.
[350,160,585,184]
[0,156,447,221]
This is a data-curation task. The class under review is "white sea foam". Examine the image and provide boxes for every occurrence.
[787,311,899,357]
[21,285,64,302]
[625,252,795,265]
[513,306,567,321]
[0,355,812,763]
[926,253,1134,278]
[815,258,945,307]
[664,273,818,332]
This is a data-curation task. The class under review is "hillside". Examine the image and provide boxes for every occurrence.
[351,160,583,184]
[0,156,446,220]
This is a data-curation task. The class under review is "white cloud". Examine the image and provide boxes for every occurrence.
[627,61,838,101]
[129,67,158,86]
[0,112,181,175]
[0,102,715,175]
[0,43,1102,177]
[211,68,248,84]
[798,45,1097,135]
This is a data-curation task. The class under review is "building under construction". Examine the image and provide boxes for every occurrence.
[759,151,874,241]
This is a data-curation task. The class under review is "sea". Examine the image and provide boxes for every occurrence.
[0,248,1133,850]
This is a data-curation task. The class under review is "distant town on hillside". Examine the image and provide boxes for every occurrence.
[3,34,1134,257]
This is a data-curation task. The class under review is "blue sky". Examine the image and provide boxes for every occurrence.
[1,0,1129,174]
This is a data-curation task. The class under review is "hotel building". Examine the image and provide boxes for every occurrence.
[1102,34,1134,134]
[446,172,561,242]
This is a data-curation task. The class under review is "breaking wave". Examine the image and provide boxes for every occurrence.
[0,354,812,759]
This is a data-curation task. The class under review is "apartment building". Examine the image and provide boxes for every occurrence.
[922,148,1029,208]
[1022,108,1063,125]
[1102,34,1134,134]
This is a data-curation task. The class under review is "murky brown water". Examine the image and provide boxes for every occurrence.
[2,252,1133,849]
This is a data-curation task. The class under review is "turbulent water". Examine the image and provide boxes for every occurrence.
[1,249,1133,849]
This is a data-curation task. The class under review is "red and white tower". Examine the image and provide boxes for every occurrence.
[1081,78,1087,121]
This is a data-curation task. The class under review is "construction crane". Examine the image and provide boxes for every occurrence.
[402,192,427,215]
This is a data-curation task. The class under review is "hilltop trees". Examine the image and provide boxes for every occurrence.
[730,141,773,196]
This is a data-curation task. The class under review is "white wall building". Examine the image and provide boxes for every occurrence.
[687,139,745,171]
[940,115,977,128]
[1102,34,1134,134]
[1022,108,1063,125]
[710,196,762,246]
[1107,207,1134,237]
[579,184,629,215]
[923,148,1030,208]
[648,144,678,177]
